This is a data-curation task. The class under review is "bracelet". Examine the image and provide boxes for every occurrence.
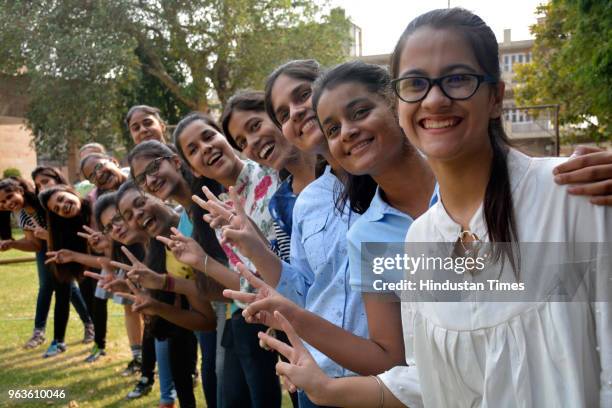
[371,375,384,408]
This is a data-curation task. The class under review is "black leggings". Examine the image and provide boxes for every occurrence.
[79,275,108,349]
[52,276,71,343]
[141,326,156,380]
[168,326,197,408]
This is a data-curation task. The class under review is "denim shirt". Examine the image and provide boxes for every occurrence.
[268,175,297,236]
[276,166,369,378]
[347,186,439,292]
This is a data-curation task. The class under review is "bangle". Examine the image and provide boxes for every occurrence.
[371,375,384,408]
[203,254,209,275]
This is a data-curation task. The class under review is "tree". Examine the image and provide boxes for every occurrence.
[0,0,352,175]
[514,0,611,142]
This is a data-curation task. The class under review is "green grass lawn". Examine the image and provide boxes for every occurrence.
[0,246,293,407]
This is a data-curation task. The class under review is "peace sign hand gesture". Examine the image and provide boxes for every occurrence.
[223,263,300,331]
[110,246,165,290]
[116,280,162,316]
[258,311,331,402]
[45,249,75,265]
[192,186,236,229]
[219,186,269,260]
[156,227,207,270]
[78,225,110,252]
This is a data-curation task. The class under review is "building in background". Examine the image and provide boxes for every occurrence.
[0,73,38,179]
[357,28,556,156]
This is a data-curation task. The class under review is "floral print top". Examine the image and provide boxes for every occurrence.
[215,159,279,309]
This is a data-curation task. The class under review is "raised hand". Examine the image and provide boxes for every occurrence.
[223,263,300,331]
[220,186,269,259]
[553,146,612,205]
[78,225,111,252]
[23,224,49,241]
[156,227,207,269]
[259,311,331,402]
[192,185,236,229]
[110,246,165,290]
[116,280,161,316]
[84,270,115,288]
[45,249,75,264]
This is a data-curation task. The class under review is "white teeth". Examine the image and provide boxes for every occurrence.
[349,139,372,155]
[207,152,222,166]
[142,217,153,229]
[259,143,274,160]
[301,118,317,135]
[423,119,458,129]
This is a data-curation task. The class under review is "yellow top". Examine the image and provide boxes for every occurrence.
[165,249,194,280]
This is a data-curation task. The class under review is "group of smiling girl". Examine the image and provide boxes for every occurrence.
[0,8,610,408]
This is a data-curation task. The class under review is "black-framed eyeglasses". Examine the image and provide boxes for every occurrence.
[85,160,110,184]
[391,73,497,103]
[101,213,125,235]
[134,156,173,187]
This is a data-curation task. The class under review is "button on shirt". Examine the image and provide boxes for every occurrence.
[276,166,369,378]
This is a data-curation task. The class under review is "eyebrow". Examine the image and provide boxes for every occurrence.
[321,97,370,126]
[399,64,478,77]
[244,117,258,131]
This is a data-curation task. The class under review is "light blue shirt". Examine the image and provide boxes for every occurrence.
[348,186,438,292]
[276,166,369,378]
[177,209,193,238]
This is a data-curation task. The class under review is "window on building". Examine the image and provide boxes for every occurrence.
[518,54,523,63]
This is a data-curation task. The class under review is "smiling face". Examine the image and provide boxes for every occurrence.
[396,27,503,162]
[117,188,174,237]
[270,74,325,154]
[47,191,82,218]
[81,156,125,191]
[99,205,145,245]
[0,187,25,212]
[227,109,299,171]
[316,82,405,176]
[131,155,182,201]
[177,119,242,183]
[128,110,166,145]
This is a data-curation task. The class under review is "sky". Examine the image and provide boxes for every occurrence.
[327,0,548,56]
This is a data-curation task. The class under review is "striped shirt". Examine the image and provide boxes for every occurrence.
[17,209,46,230]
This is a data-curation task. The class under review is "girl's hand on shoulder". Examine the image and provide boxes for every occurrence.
[553,146,612,206]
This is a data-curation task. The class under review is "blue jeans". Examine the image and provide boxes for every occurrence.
[34,249,91,330]
[195,330,217,408]
[298,391,336,408]
[154,339,176,405]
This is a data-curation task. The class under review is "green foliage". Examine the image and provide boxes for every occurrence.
[2,168,22,178]
[514,0,612,142]
[0,0,352,159]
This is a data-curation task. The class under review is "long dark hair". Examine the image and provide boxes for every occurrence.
[0,177,45,218]
[221,90,265,151]
[127,140,226,264]
[264,59,321,129]
[31,166,69,195]
[93,191,146,282]
[38,185,91,282]
[312,60,403,214]
[391,8,518,265]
